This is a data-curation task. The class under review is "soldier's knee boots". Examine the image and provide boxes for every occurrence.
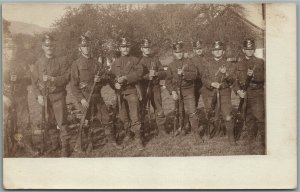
[60,137,70,157]
[193,129,204,145]
[225,121,236,146]
[134,132,144,151]
[106,128,123,150]
[59,126,70,157]
[46,128,60,154]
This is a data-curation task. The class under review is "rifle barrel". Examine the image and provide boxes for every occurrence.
[77,65,103,152]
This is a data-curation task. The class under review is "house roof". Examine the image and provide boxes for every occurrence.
[201,7,265,49]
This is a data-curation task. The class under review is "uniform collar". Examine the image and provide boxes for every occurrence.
[44,54,54,60]
[245,55,254,60]
[214,56,223,61]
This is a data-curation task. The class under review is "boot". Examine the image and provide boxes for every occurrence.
[24,142,39,157]
[60,139,70,157]
[45,129,60,155]
[225,121,236,146]
[134,133,145,151]
[23,132,39,156]
[156,126,168,138]
[106,135,123,150]
[193,129,204,145]
[122,131,134,148]
[199,125,206,140]
[105,124,123,149]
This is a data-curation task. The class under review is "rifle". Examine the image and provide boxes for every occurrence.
[173,99,179,137]
[41,74,49,154]
[207,89,217,137]
[143,63,157,136]
[173,64,185,137]
[75,59,105,153]
[234,65,255,140]
[209,67,226,138]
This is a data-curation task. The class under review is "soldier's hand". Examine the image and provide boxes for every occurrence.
[247,69,254,76]
[219,66,226,74]
[172,91,178,101]
[94,75,101,82]
[10,74,17,82]
[117,76,127,83]
[211,82,220,89]
[149,69,156,77]
[43,75,48,82]
[37,95,44,106]
[115,82,122,90]
[43,75,55,82]
[47,75,55,82]
[237,90,245,98]
[177,69,183,75]
[81,99,89,110]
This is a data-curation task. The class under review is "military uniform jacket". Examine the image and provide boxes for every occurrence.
[140,55,166,88]
[233,56,265,97]
[191,55,208,89]
[70,55,111,102]
[191,55,208,79]
[4,60,31,97]
[31,55,70,97]
[165,58,198,94]
[202,57,235,96]
[111,55,143,95]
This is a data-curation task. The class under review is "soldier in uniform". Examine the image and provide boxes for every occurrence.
[70,31,121,150]
[110,37,144,149]
[139,39,167,137]
[31,34,71,156]
[233,39,265,149]
[202,40,236,145]
[3,44,37,156]
[165,41,202,144]
[191,40,207,108]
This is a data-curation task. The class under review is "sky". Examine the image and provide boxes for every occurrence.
[3,4,80,28]
[2,3,264,29]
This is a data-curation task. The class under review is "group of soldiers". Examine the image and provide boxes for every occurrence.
[4,30,265,157]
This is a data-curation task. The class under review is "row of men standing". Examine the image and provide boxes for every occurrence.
[4,31,265,157]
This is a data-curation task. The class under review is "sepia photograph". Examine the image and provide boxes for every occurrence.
[3,3,266,158]
[2,3,296,189]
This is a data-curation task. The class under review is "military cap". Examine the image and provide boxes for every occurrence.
[192,40,203,49]
[212,40,224,50]
[79,30,92,46]
[172,41,184,53]
[119,37,131,47]
[43,34,55,46]
[243,38,256,50]
[141,39,152,48]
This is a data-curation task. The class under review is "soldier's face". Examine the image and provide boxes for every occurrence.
[194,48,203,56]
[174,52,184,60]
[80,45,91,56]
[141,47,151,56]
[119,46,130,56]
[42,43,55,56]
[212,49,224,58]
[243,49,255,57]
